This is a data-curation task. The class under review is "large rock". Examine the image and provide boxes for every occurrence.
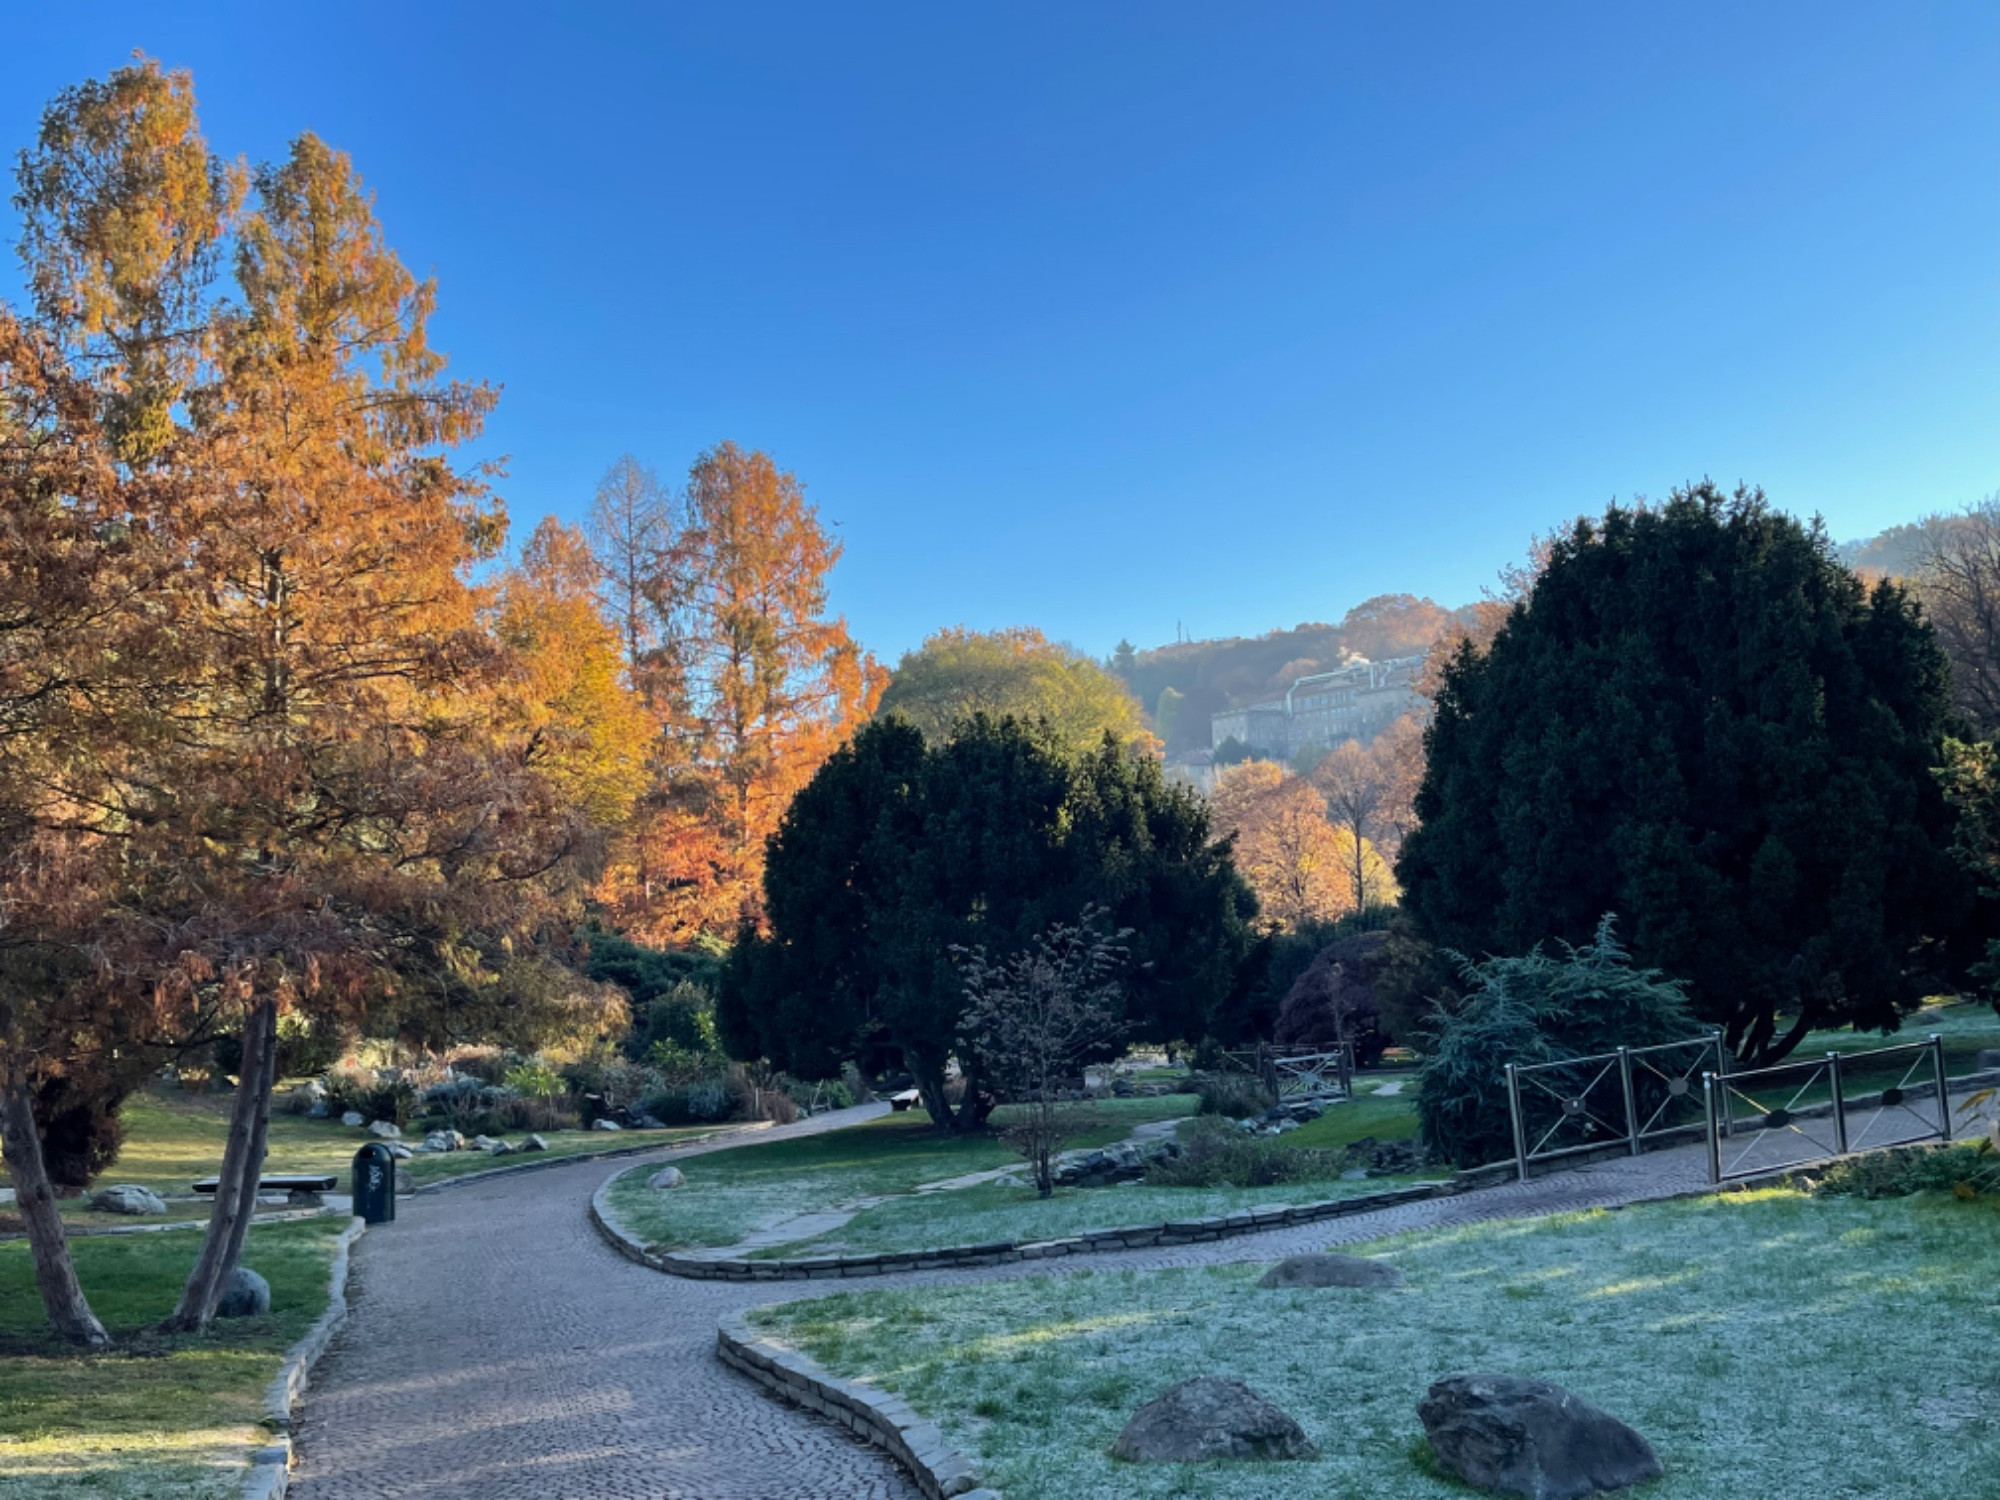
[1257,1252,1405,1290]
[590,1118,621,1132]
[420,1129,464,1153]
[367,1119,402,1140]
[383,1142,414,1161]
[518,1133,548,1153]
[340,1110,365,1128]
[91,1184,167,1215]
[471,1135,510,1155]
[1112,1377,1317,1463]
[216,1266,272,1318]
[648,1166,686,1189]
[1417,1374,1662,1500]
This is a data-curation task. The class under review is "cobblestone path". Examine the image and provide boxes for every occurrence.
[289,1087,1991,1498]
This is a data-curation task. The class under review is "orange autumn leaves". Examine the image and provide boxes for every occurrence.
[1208,756,1401,931]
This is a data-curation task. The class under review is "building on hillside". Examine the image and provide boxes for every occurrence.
[1209,655,1424,759]
[1163,747,1218,794]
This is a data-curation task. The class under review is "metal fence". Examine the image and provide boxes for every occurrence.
[1505,1033,1726,1182]
[1220,1043,1355,1103]
[1701,1035,1953,1184]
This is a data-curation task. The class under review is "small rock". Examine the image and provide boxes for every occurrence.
[340,1110,365,1128]
[367,1120,402,1140]
[90,1184,167,1215]
[1417,1373,1662,1500]
[519,1134,548,1153]
[1258,1253,1405,1290]
[471,1134,504,1152]
[384,1143,414,1160]
[648,1166,686,1189]
[216,1267,272,1318]
[1112,1377,1317,1463]
[591,1118,622,1132]
[631,1113,667,1130]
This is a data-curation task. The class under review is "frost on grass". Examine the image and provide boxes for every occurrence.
[757,1190,2000,1500]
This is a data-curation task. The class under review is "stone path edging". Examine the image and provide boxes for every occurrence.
[591,1168,1488,1281]
[403,1120,777,1197]
[244,1215,367,1500]
[715,1310,999,1500]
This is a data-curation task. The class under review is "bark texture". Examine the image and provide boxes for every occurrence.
[0,1073,109,1347]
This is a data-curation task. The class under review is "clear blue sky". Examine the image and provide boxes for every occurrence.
[7,4,1996,663]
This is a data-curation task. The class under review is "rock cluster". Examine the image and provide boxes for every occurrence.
[1112,1377,1317,1463]
[1236,1097,1328,1136]
[90,1184,167,1215]
[1049,1138,1182,1188]
[1417,1374,1662,1500]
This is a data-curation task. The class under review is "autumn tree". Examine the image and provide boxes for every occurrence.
[1313,732,1416,910]
[877,626,1154,755]
[1209,761,1390,930]
[604,442,885,943]
[1914,494,2000,736]
[493,518,652,830]
[586,453,674,683]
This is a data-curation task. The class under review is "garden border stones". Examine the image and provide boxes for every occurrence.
[591,1171,1467,1281]
[715,1310,1000,1500]
[243,1215,367,1500]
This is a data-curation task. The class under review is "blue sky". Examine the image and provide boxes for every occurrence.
[6,4,1996,663]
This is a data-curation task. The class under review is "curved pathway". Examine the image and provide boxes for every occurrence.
[289,1087,1991,1498]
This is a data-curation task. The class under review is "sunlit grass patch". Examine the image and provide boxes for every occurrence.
[756,1190,2000,1499]
[0,1218,343,1500]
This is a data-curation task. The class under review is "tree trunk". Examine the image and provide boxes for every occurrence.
[908,1052,964,1132]
[213,1002,278,1299]
[0,1072,110,1347]
[166,999,273,1331]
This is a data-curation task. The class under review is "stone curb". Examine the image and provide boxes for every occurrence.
[715,1310,1000,1500]
[243,1215,367,1500]
[404,1121,776,1197]
[590,1166,1476,1281]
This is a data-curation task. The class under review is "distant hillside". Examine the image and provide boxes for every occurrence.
[1114,594,1465,753]
[1835,517,1957,580]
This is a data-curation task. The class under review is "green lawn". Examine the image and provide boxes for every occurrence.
[91,1089,714,1203]
[1281,1083,1419,1150]
[603,1096,1195,1254]
[0,1218,344,1500]
[757,1188,2000,1499]
[1803,998,2000,1073]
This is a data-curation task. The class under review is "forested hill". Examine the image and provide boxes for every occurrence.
[1113,594,1466,753]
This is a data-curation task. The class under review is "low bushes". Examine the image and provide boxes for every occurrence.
[1811,1142,1998,1199]
[1144,1117,1346,1188]
[1192,1073,1274,1119]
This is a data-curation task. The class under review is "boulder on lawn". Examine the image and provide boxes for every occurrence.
[383,1142,414,1160]
[420,1129,464,1153]
[367,1119,402,1140]
[1417,1374,1662,1500]
[518,1133,548,1153]
[1257,1252,1405,1290]
[216,1266,272,1318]
[90,1184,167,1216]
[590,1118,621,1131]
[340,1110,365,1128]
[471,1135,510,1155]
[1112,1377,1317,1463]
[648,1166,686,1189]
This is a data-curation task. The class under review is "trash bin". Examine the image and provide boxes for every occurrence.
[352,1142,396,1224]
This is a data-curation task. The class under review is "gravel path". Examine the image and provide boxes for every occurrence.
[287,1087,1989,1499]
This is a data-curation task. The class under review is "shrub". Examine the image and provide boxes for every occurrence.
[1810,1141,1998,1199]
[503,1061,564,1100]
[324,1063,419,1126]
[33,1071,130,1189]
[1194,1073,1274,1119]
[638,1080,734,1125]
[1144,1117,1344,1188]
[1415,915,1696,1168]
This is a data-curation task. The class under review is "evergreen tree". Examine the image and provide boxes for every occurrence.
[1397,484,1972,1064]
[720,717,1256,1129]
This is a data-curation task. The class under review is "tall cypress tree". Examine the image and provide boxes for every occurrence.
[1398,483,1972,1064]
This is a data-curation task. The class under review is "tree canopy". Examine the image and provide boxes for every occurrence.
[1397,483,1973,1064]
[878,627,1153,756]
[719,716,1256,1128]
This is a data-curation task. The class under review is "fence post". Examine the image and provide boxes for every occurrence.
[1618,1046,1640,1157]
[1827,1052,1848,1156]
[1714,1033,1734,1139]
[1506,1063,1528,1183]
[1702,1073,1721,1184]
[1341,1042,1353,1100]
[1933,1034,1953,1142]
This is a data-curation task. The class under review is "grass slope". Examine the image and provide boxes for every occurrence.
[0,1218,343,1500]
[604,1097,1195,1253]
[759,1189,1999,1499]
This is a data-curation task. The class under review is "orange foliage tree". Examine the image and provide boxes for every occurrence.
[600,442,886,942]
[1209,761,1392,930]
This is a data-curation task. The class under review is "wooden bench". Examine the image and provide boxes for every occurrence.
[192,1174,338,1195]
